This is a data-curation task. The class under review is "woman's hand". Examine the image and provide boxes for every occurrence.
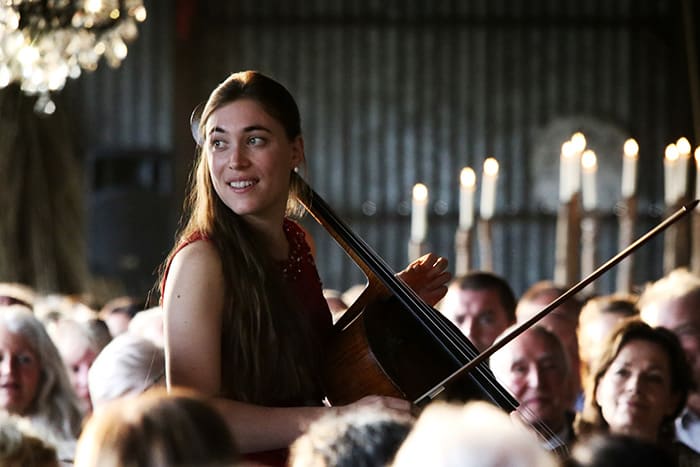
[396,253,451,306]
[337,395,413,417]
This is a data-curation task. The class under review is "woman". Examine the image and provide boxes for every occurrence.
[87,333,164,409]
[74,388,239,467]
[160,71,450,464]
[0,305,83,462]
[575,319,697,465]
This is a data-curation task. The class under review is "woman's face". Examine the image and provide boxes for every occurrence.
[0,325,41,415]
[205,98,303,226]
[595,339,679,441]
[61,339,97,413]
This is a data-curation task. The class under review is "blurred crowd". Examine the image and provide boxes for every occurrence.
[0,265,698,466]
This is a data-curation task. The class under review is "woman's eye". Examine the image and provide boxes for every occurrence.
[247,136,265,146]
[643,373,665,384]
[17,354,34,366]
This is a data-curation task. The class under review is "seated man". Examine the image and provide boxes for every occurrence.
[438,272,516,351]
[639,268,700,455]
[516,281,583,408]
[490,325,575,457]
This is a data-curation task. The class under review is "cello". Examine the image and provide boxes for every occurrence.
[295,172,518,410]
[295,171,697,418]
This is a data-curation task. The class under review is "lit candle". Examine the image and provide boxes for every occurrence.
[695,147,700,206]
[622,138,638,198]
[570,132,587,196]
[459,167,476,230]
[581,149,597,211]
[664,143,679,206]
[677,137,691,201]
[480,158,499,220]
[559,141,576,202]
[411,183,428,242]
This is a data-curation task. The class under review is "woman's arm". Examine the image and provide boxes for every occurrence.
[162,240,410,452]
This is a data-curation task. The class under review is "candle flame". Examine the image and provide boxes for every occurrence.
[460,167,476,188]
[665,144,679,161]
[677,137,691,155]
[695,146,700,164]
[571,132,587,153]
[561,141,576,159]
[581,149,597,171]
[483,157,499,176]
[413,183,428,202]
[623,138,639,158]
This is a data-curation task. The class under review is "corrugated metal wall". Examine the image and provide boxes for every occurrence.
[67,0,693,297]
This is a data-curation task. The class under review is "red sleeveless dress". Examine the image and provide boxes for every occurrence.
[163,219,332,466]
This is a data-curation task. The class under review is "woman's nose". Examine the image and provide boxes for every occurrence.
[228,146,250,169]
[0,356,15,376]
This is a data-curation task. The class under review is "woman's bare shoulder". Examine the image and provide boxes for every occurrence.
[164,239,224,315]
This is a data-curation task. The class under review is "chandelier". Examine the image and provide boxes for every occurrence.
[0,0,147,114]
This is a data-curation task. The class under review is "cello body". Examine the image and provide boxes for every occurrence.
[296,175,517,410]
[323,292,515,407]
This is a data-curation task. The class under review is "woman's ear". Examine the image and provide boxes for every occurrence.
[291,136,305,168]
[665,390,682,418]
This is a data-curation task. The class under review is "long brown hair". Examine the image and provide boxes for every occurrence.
[161,71,320,405]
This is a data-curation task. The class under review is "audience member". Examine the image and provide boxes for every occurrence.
[392,400,557,467]
[0,412,59,467]
[98,295,146,338]
[88,333,165,409]
[490,325,575,455]
[578,294,638,386]
[33,294,95,323]
[46,316,109,414]
[289,405,413,467]
[517,281,583,408]
[638,268,700,455]
[74,388,239,467]
[575,319,698,465]
[439,272,517,351]
[126,306,164,347]
[0,282,36,309]
[0,305,83,462]
[565,433,677,467]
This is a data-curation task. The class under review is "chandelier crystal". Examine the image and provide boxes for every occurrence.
[0,0,147,114]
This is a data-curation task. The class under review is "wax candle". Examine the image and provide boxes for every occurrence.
[480,158,499,220]
[570,132,586,196]
[411,183,428,242]
[695,147,700,208]
[622,138,638,198]
[559,141,576,202]
[664,143,679,206]
[459,167,476,230]
[581,149,597,211]
[677,137,691,201]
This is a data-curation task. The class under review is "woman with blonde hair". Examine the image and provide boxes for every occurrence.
[0,305,83,461]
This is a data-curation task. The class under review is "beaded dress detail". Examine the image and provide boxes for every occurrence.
[278,219,332,340]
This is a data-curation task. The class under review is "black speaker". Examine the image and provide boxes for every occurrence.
[86,148,175,297]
